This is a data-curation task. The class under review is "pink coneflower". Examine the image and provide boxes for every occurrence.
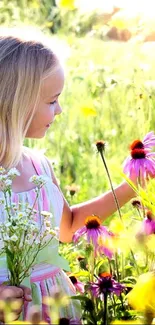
[73,216,113,258]
[69,275,85,294]
[89,272,124,300]
[142,131,155,149]
[123,132,155,178]
[139,211,155,236]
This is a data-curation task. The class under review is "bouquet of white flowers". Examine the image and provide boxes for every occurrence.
[0,167,58,286]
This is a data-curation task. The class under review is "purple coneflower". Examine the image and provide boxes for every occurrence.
[142,131,155,149]
[73,215,113,257]
[59,318,82,325]
[69,275,85,294]
[90,272,124,300]
[123,132,155,178]
[140,210,155,236]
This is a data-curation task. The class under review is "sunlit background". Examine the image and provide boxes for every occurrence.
[1,0,155,199]
[77,0,155,16]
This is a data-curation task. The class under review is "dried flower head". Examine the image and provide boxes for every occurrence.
[65,184,80,196]
[131,199,142,209]
[95,140,106,153]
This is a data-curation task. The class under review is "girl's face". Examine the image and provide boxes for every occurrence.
[26,66,64,138]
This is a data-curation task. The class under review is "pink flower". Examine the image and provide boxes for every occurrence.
[138,211,155,236]
[89,272,124,300]
[73,215,113,258]
[142,131,155,149]
[123,132,155,178]
[142,217,155,235]
[69,275,85,294]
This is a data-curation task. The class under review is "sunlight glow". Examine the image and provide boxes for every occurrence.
[77,0,155,19]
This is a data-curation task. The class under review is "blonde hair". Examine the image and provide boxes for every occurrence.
[0,35,59,169]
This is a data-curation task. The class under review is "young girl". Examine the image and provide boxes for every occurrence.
[0,34,136,323]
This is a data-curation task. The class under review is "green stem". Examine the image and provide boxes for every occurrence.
[138,172,145,218]
[99,150,122,220]
[88,245,98,315]
[115,252,120,282]
[112,295,116,318]
[121,252,125,280]
[103,292,108,325]
[108,259,113,275]
[90,248,95,282]
[136,207,143,220]
[130,249,140,275]
[4,191,12,221]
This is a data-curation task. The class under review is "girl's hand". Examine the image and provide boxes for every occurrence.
[0,285,32,321]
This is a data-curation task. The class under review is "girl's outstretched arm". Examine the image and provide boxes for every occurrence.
[46,158,135,243]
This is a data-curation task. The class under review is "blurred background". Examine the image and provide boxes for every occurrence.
[1,0,155,210]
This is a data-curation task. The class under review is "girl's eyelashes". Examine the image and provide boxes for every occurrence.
[50,100,57,105]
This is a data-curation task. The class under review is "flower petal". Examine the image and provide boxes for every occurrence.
[72,226,87,243]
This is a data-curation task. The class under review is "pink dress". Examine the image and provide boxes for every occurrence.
[0,151,81,323]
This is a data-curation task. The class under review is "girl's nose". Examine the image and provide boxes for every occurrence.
[55,103,62,116]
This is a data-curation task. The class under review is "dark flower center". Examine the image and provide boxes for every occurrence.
[59,318,70,325]
[130,140,144,150]
[131,149,146,159]
[99,276,113,292]
[85,215,101,229]
[146,210,154,220]
[69,276,77,284]
[77,256,85,261]
[96,140,106,152]
[131,199,141,208]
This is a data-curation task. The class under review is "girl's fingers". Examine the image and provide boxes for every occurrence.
[20,285,32,302]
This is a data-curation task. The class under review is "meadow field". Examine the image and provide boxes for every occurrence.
[30,35,155,205]
[1,2,155,321]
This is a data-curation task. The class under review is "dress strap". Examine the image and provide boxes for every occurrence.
[30,154,43,176]
[29,151,51,212]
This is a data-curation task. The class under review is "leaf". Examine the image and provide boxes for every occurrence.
[122,276,137,284]
[119,171,138,194]
[73,270,89,277]
[71,295,90,302]
[124,265,133,270]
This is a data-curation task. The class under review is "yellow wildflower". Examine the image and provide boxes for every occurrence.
[127,272,155,314]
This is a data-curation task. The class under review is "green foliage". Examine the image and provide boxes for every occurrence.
[0,0,58,29]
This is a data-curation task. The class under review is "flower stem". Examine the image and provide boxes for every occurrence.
[130,249,140,276]
[99,150,122,220]
[103,292,108,325]
[88,245,97,313]
[115,252,120,282]
[121,252,125,280]
[89,248,95,282]
[138,172,145,218]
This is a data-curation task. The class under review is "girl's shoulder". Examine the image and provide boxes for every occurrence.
[23,146,52,179]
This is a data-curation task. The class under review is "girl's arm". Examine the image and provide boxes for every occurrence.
[47,159,135,243]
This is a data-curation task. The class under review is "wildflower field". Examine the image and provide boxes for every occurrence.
[28,36,155,324]
[2,0,155,321]
[32,36,155,203]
